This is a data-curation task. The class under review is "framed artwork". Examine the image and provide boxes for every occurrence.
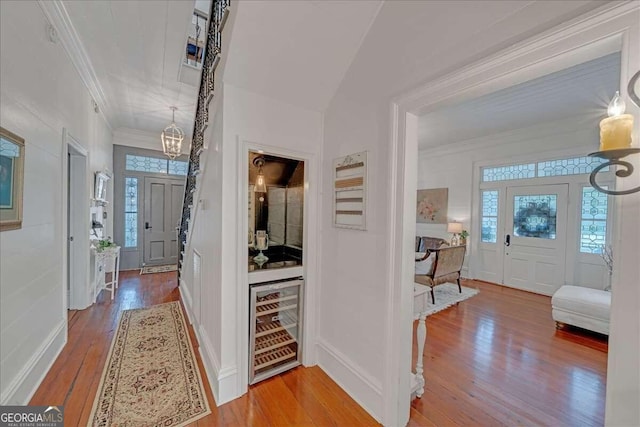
[0,127,25,231]
[333,151,367,230]
[416,188,448,224]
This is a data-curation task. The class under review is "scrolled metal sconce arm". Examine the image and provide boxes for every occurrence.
[588,148,640,195]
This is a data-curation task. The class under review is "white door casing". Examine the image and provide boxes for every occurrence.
[503,184,568,295]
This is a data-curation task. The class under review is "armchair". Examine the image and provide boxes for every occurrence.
[415,245,466,304]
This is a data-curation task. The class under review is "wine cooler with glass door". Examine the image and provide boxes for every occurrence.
[249,278,303,384]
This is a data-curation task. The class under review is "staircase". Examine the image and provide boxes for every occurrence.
[178,0,230,279]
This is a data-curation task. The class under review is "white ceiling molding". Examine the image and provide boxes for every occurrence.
[113,127,191,154]
[37,0,114,129]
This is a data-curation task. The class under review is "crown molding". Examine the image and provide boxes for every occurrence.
[394,1,639,111]
[113,127,191,154]
[38,0,115,130]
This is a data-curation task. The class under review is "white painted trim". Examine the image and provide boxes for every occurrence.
[113,128,191,154]
[179,279,194,325]
[37,0,114,130]
[419,115,597,157]
[236,139,319,397]
[0,319,66,405]
[316,338,383,423]
[61,129,91,310]
[196,323,239,406]
[388,4,639,426]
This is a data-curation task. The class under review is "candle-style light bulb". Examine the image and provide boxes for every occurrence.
[599,91,634,151]
[607,91,626,117]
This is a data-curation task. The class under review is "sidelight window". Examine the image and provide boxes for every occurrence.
[124,177,138,248]
[481,190,499,243]
[580,186,608,254]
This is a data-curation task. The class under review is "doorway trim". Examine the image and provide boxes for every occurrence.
[61,128,90,312]
[386,3,639,426]
[236,138,319,399]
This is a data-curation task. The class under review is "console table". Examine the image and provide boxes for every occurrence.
[411,284,430,399]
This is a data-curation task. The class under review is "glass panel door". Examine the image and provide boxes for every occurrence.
[504,184,568,295]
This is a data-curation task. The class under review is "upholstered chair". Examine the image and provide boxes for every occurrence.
[415,245,466,304]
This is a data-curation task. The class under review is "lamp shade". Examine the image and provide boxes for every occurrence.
[447,222,463,233]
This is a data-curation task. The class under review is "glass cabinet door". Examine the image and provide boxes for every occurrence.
[250,280,302,383]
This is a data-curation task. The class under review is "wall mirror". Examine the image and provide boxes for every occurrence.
[248,151,305,270]
[0,127,25,231]
[94,171,110,203]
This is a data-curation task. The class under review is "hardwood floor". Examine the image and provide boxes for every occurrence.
[29,271,379,426]
[30,273,607,426]
[411,279,608,427]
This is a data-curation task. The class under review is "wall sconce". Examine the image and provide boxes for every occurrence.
[253,157,267,193]
[588,70,640,196]
[447,222,463,246]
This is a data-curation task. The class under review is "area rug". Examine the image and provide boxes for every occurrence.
[416,283,479,317]
[89,301,210,427]
[140,264,178,274]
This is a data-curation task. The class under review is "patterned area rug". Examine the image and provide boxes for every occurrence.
[89,302,210,427]
[140,264,178,274]
[416,283,479,316]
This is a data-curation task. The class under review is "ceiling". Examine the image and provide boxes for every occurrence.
[248,152,301,187]
[417,52,621,149]
[63,0,198,135]
[223,0,383,112]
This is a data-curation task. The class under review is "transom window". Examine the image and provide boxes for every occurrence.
[125,154,188,176]
[482,156,608,182]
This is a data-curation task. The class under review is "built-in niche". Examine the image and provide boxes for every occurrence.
[248,151,304,270]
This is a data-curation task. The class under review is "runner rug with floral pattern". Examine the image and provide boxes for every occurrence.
[89,301,210,426]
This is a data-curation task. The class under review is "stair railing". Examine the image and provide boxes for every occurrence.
[178,0,230,278]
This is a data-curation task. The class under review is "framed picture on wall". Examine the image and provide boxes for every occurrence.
[416,188,448,224]
[0,127,25,231]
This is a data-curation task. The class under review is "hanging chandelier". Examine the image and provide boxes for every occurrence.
[161,106,184,159]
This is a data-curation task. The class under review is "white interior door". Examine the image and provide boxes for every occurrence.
[503,184,568,295]
[143,177,183,265]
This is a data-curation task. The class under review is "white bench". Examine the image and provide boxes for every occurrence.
[551,285,611,335]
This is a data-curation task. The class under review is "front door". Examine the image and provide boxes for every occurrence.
[503,184,568,295]
[143,177,184,265]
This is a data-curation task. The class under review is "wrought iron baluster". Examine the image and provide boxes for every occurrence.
[178,0,230,279]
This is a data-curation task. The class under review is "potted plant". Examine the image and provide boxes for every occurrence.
[95,237,117,252]
[459,230,469,245]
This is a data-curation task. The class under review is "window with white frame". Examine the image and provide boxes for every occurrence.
[125,154,188,176]
[481,190,499,243]
[579,186,608,254]
[481,156,608,183]
[124,177,138,248]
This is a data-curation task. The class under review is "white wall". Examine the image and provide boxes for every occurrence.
[322,2,639,425]
[0,1,113,404]
[182,82,322,404]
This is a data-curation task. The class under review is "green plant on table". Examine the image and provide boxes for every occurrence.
[460,230,469,239]
[96,237,117,252]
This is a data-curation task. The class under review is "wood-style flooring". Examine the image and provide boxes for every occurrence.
[410,280,608,427]
[29,271,378,426]
[30,273,607,426]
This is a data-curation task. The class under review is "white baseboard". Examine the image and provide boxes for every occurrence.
[0,319,67,405]
[179,280,194,325]
[316,338,383,423]
[196,324,239,406]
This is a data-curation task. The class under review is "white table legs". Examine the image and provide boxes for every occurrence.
[414,312,427,398]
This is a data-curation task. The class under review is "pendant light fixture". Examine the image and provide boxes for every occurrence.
[253,156,267,193]
[161,106,184,159]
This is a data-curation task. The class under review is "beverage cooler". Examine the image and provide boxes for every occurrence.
[249,278,303,384]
